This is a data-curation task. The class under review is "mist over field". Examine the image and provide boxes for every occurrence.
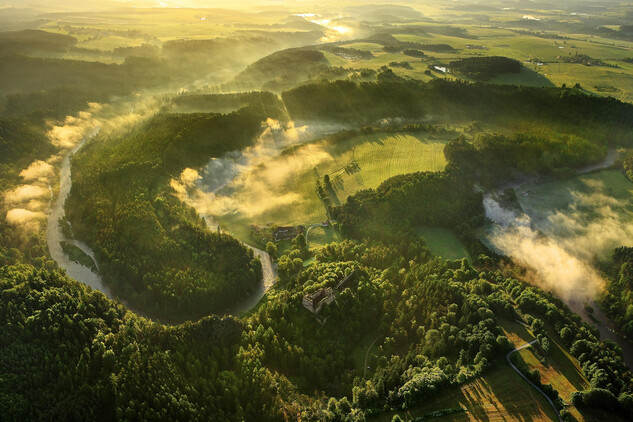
[485,196,604,301]
[485,174,633,300]
[172,118,347,224]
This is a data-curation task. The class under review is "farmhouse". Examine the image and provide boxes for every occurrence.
[273,225,304,241]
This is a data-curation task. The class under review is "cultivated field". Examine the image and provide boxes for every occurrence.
[369,365,560,422]
[369,318,622,422]
[332,23,633,102]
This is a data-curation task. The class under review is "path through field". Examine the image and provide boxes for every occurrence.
[506,340,563,422]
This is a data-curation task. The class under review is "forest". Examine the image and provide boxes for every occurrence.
[3,236,633,420]
[66,109,268,321]
[448,56,522,80]
[282,79,633,129]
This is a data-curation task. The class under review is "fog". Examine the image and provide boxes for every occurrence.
[172,118,343,226]
[485,180,633,301]
[4,97,161,234]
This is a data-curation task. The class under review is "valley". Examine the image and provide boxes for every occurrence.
[2,1,633,421]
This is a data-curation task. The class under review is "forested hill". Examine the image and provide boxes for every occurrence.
[331,171,484,241]
[66,108,267,321]
[0,265,258,420]
[3,235,633,420]
[282,79,633,129]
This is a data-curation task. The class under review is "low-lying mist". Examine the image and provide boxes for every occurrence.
[3,97,161,235]
[484,177,633,301]
[172,118,344,227]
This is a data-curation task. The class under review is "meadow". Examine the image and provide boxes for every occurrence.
[332,23,633,102]
[369,318,622,422]
[21,3,633,103]
[417,226,470,261]
[369,365,559,422]
[213,130,450,244]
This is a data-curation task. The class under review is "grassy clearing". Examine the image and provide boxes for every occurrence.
[351,333,380,375]
[216,131,450,244]
[369,317,622,421]
[387,27,633,101]
[499,318,535,347]
[369,365,559,422]
[418,226,469,260]
[500,319,589,402]
[306,225,343,250]
[496,318,619,422]
[542,62,633,103]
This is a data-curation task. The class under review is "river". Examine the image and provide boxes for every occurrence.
[487,147,633,368]
[46,129,114,297]
[46,130,277,319]
[226,244,277,316]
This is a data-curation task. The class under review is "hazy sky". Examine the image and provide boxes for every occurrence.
[0,0,316,10]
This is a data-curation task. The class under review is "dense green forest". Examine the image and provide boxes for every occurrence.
[0,29,77,56]
[3,236,633,420]
[229,48,336,92]
[330,171,484,241]
[169,91,286,119]
[66,109,268,321]
[444,130,606,185]
[603,247,633,338]
[282,79,633,130]
[0,31,322,97]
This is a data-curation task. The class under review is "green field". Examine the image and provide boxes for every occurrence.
[369,365,560,422]
[368,318,621,422]
[32,4,633,104]
[215,131,450,244]
[418,226,469,260]
[306,225,344,250]
[329,22,633,103]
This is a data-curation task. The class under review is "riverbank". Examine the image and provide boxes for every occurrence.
[484,148,633,368]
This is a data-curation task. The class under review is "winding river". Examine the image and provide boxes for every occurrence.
[46,130,114,297]
[226,244,277,316]
[46,130,277,319]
